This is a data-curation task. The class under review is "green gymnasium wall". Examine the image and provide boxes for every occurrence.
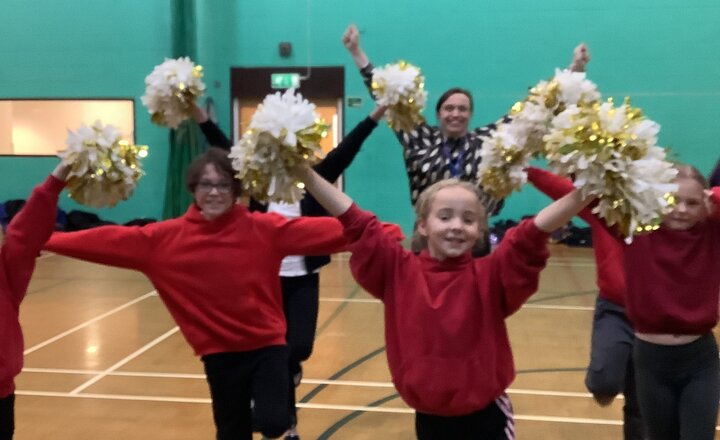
[2,0,719,232]
[0,0,173,222]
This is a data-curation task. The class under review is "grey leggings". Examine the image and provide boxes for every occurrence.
[633,333,719,440]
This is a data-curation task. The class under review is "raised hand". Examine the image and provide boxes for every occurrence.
[569,43,591,72]
[342,24,370,69]
[370,105,388,122]
[51,161,71,181]
[342,24,360,54]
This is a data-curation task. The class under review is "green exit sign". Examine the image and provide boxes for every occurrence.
[271,73,300,89]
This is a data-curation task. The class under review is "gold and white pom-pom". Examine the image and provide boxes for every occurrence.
[141,57,205,129]
[544,98,677,242]
[477,122,535,199]
[228,89,327,203]
[59,120,149,208]
[478,69,601,198]
[371,61,427,132]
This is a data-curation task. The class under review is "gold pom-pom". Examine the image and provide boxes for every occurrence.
[229,89,328,203]
[371,61,427,132]
[544,99,677,241]
[142,58,205,129]
[59,121,148,208]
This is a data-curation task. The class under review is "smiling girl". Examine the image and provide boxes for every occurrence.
[295,164,593,439]
[624,165,720,440]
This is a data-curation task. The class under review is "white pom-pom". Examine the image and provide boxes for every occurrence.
[141,57,205,129]
[229,89,327,203]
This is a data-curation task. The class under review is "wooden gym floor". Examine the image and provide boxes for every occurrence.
[12,246,720,439]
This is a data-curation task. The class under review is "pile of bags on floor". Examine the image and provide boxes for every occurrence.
[490,218,592,248]
[0,200,156,233]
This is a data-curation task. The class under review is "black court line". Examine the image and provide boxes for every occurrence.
[315,283,362,336]
[316,392,401,440]
[527,289,597,304]
[299,346,386,403]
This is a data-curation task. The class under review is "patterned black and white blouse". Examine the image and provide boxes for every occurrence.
[360,64,505,215]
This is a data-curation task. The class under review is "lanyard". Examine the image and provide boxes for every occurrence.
[442,139,464,178]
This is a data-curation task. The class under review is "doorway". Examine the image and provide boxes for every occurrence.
[230,66,345,186]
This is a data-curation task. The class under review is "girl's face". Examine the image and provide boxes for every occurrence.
[437,93,472,139]
[417,186,482,260]
[193,164,235,221]
[664,177,708,230]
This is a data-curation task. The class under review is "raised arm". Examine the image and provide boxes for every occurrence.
[342,24,379,104]
[533,188,594,233]
[527,166,602,227]
[2,162,69,302]
[296,164,353,217]
[342,24,370,71]
[296,163,406,300]
[487,184,592,316]
[190,101,232,150]
[311,106,385,182]
[45,225,154,272]
[568,43,591,72]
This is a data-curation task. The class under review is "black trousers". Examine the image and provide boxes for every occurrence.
[281,272,320,422]
[585,296,646,439]
[202,346,291,440]
[415,399,512,440]
[634,333,719,440]
[0,394,14,440]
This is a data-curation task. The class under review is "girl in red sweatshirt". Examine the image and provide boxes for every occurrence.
[527,167,645,439]
[624,165,720,440]
[295,164,593,439]
[44,148,353,440]
[1,162,69,440]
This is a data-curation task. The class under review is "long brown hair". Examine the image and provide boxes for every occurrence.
[412,178,488,252]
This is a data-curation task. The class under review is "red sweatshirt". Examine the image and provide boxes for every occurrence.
[1,175,65,397]
[527,167,627,306]
[625,194,720,334]
[45,203,349,357]
[338,204,550,416]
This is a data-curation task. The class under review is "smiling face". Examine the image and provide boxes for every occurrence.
[417,185,483,260]
[663,177,708,230]
[437,92,472,139]
[193,163,235,221]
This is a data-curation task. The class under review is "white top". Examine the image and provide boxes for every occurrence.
[267,201,311,276]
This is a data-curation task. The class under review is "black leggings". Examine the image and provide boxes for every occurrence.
[585,297,645,439]
[281,273,320,421]
[634,333,719,440]
[0,394,14,440]
[202,346,291,440]
[415,397,513,440]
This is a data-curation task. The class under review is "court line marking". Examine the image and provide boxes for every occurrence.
[18,368,603,399]
[22,367,206,379]
[319,297,593,311]
[69,327,180,395]
[24,389,720,430]
[14,390,655,427]
[24,290,158,355]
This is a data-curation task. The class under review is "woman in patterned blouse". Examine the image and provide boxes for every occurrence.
[342,25,590,219]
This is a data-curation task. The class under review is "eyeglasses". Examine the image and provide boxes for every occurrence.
[196,181,233,194]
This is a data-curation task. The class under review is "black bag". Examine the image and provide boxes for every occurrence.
[561,226,593,247]
[123,218,157,227]
[65,210,116,231]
